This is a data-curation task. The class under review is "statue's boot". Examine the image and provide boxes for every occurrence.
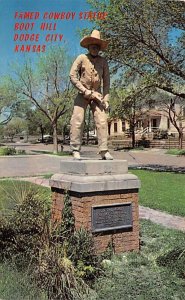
[72,150,81,160]
[100,150,113,160]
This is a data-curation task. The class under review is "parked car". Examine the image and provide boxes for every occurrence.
[38,135,52,143]
[38,135,62,144]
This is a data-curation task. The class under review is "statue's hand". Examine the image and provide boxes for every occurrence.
[91,92,110,111]
[83,90,109,111]
[91,91,103,102]
[103,101,109,111]
[84,89,93,100]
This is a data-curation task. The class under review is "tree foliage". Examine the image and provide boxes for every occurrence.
[154,91,185,148]
[25,108,51,141]
[6,46,74,152]
[110,75,153,147]
[2,117,28,142]
[88,0,185,98]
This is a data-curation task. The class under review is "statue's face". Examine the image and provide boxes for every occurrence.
[88,44,100,57]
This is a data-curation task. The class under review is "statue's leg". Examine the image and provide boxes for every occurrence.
[70,94,88,151]
[91,101,108,152]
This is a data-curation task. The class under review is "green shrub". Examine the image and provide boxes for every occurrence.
[0,180,50,214]
[60,191,75,236]
[0,147,26,156]
[178,149,185,155]
[16,149,26,155]
[55,192,104,283]
[0,187,102,299]
[0,188,50,265]
[166,148,185,155]
[0,147,16,156]
[68,228,102,282]
[35,245,92,300]
[157,248,185,279]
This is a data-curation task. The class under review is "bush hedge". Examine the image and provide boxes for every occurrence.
[0,186,105,299]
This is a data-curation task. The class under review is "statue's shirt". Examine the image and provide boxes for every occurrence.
[69,53,110,100]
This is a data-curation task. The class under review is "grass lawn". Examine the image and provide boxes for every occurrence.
[0,180,50,299]
[0,180,51,213]
[166,149,185,155]
[1,220,184,299]
[130,169,185,217]
[0,262,47,300]
[94,220,185,300]
[0,180,185,299]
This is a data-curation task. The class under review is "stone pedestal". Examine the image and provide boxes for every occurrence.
[49,160,140,254]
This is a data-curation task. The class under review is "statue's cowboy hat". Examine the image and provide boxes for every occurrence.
[80,30,108,51]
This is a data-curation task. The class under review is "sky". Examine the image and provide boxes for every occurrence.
[0,0,94,76]
[0,0,183,78]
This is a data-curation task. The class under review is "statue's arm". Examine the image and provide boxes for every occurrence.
[69,55,87,94]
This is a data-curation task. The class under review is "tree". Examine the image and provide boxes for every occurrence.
[110,77,152,147]
[57,110,71,144]
[26,108,51,142]
[88,0,185,99]
[154,91,185,149]
[7,46,74,153]
[0,82,22,125]
[0,83,16,112]
[2,117,28,142]
[167,97,185,149]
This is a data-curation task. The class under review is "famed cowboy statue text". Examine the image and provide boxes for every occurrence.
[69,30,113,160]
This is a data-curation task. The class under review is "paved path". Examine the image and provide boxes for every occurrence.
[20,176,51,187]
[1,144,185,177]
[115,148,185,169]
[0,155,64,177]
[18,176,185,233]
[139,206,185,232]
[1,144,185,232]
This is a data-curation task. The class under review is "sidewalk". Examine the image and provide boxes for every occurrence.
[139,206,185,232]
[19,176,185,233]
[1,144,185,232]
[1,146,185,177]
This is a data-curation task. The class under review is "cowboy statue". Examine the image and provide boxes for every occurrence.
[69,29,113,160]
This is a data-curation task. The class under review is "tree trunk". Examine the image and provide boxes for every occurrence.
[132,129,135,148]
[130,123,135,148]
[40,125,45,143]
[53,123,58,153]
[62,125,68,144]
[178,130,183,149]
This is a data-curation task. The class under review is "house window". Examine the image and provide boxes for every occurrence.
[152,118,157,128]
[122,121,126,132]
[114,122,118,133]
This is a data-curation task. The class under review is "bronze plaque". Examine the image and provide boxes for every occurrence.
[92,203,132,233]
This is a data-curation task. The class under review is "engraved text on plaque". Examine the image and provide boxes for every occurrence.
[92,203,132,233]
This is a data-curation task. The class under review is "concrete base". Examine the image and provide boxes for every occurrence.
[50,160,140,193]
[50,159,140,254]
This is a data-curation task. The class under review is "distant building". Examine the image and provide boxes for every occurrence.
[108,104,185,140]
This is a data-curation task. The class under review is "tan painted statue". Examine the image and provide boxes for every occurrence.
[69,30,113,160]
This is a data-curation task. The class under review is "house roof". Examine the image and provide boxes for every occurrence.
[144,109,162,117]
